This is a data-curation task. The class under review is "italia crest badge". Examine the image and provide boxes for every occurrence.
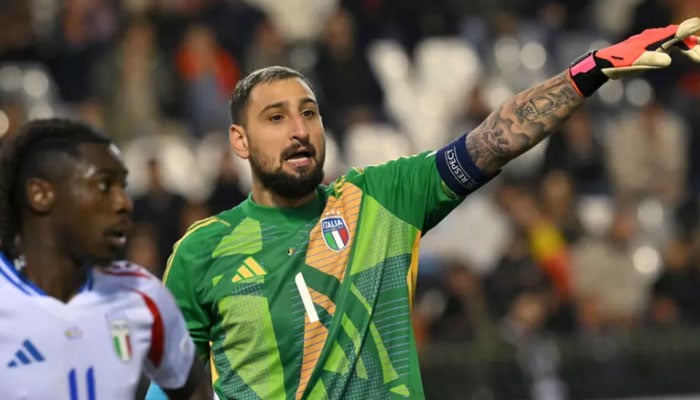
[321,216,350,251]
[110,320,132,362]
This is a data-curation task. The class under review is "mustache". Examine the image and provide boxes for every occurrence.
[281,143,316,159]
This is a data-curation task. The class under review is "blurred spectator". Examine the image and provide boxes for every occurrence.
[491,180,578,335]
[195,0,265,61]
[542,110,610,195]
[496,181,574,303]
[132,158,188,276]
[0,0,37,59]
[500,289,568,400]
[91,16,180,144]
[46,0,118,104]
[452,83,493,135]
[340,0,391,51]
[313,7,385,145]
[206,150,248,214]
[668,0,700,21]
[571,206,651,330]
[539,170,584,243]
[424,260,496,344]
[342,0,469,52]
[625,0,672,37]
[175,23,240,137]
[484,233,550,321]
[125,223,160,275]
[244,16,292,73]
[605,98,688,207]
[649,233,700,326]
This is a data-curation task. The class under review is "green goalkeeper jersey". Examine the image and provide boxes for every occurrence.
[164,151,473,399]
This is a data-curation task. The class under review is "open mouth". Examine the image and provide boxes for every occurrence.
[106,230,128,249]
[284,148,314,167]
[105,221,131,250]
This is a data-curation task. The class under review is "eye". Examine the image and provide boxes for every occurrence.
[302,109,317,118]
[269,114,284,123]
[97,180,110,193]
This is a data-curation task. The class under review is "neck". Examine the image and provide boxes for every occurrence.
[251,182,317,208]
[21,230,88,302]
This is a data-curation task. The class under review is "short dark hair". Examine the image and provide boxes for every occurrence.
[229,66,314,126]
[0,118,111,258]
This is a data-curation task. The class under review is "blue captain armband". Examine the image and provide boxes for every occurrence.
[435,134,496,197]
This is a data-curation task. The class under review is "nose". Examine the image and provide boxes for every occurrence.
[291,113,310,142]
[114,187,133,215]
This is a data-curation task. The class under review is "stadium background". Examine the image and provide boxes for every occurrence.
[2,0,700,398]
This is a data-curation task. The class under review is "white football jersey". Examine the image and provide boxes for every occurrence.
[0,254,195,400]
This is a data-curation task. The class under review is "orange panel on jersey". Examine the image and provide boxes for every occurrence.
[295,319,328,400]
[305,183,362,282]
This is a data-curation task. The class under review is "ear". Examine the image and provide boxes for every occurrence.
[229,124,250,160]
[25,177,55,213]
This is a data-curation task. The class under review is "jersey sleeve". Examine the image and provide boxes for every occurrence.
[140,280,196,390]
[162,229,215,361]
[347,150,493,232]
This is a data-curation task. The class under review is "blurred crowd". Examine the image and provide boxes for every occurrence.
[2,0,700,394]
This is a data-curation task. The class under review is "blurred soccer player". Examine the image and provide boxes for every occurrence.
[0,119,211,399]
[148,19,700,399]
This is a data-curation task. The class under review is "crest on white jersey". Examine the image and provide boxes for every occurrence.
[110,320,132,362]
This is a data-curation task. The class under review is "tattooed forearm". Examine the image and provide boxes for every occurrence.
[515,82,580,124]
[466,72,585,174]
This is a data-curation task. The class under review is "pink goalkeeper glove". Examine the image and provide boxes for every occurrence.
[568,17,700,97]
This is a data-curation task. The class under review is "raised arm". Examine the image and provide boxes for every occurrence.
[466,72,582,175]
[463,17,700,177]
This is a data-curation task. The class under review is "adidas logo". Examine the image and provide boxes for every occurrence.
[6,339,45,368]
[232,257,266,282]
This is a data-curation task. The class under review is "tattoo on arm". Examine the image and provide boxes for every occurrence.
[466,72,584,174]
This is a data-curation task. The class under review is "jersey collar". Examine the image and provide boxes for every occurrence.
[0,252,94,297]
[240,187,328,229]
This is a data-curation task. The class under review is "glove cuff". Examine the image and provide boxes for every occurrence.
[568,51,609,97]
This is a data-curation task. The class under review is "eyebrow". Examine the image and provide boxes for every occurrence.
[258,97,318,116]
[92,167,129,177]
[299,97,317,107]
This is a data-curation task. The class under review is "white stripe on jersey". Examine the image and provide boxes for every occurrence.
[0,253,41,296]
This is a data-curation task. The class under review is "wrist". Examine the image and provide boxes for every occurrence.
[568,51,609,97]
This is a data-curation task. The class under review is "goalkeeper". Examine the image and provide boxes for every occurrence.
[148,19,700,400]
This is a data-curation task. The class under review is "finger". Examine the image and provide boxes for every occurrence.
[660,17,700,50]
[677,36,700,62]
[634,50,672,67]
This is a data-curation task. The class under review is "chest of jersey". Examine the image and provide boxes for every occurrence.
[200,194,424,398]
[0,287,155,400]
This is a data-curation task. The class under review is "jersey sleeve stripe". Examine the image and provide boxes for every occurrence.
[100,270,152,279]
[0,253,43,296]
[135,291,165,367]
[163,217,228,283]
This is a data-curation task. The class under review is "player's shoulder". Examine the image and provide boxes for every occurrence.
[95,261,159,288]
[175,212,237,249]
[95,261,176,300]
[335,151,435,187]
[169,207,251,267]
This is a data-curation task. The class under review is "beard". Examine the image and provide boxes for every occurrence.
[249,145,325,199]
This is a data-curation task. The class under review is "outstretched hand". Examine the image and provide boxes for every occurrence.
[599,17,700,78]
[569,17,700,96]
